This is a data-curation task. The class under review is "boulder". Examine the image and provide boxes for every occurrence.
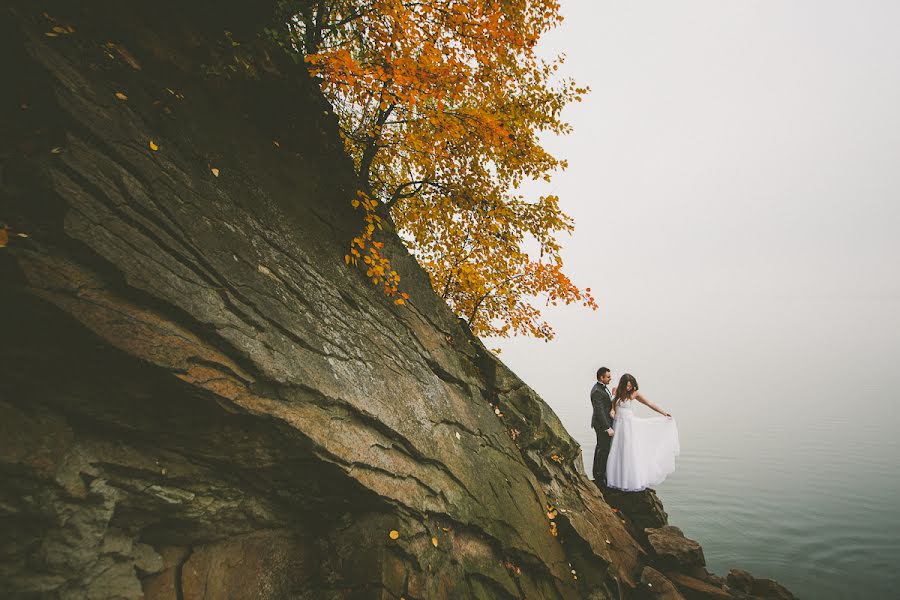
[666,571,733,600]
[726,569,755,593]
[645,526,706,571]
[640,566,686,600]
[727,569,797,600]
[604,488,669,532]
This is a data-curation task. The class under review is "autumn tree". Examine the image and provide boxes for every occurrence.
[277,0,596,339]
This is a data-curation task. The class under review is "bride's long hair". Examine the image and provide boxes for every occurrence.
[613,373,639,411]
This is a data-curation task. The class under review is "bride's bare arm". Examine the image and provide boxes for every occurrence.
[635,392,671,417]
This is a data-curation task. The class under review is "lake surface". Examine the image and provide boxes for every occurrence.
[615,411,900,599]
[490,2,900,595]
[493,306,900,599]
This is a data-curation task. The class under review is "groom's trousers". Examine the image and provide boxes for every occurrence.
[593,428,613,485]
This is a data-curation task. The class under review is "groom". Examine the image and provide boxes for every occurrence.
[590,367,615,486]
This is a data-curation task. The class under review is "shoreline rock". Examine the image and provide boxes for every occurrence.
[603,487,798,600]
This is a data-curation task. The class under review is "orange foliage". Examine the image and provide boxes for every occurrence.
[282,0,596,339]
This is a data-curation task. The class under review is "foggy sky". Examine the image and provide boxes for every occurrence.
[492,0,900,445]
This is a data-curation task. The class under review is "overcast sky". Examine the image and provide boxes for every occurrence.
[493,0,900,445]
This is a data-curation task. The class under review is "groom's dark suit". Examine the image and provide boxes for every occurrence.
[590,381,614,484]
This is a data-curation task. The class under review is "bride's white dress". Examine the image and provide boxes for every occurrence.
[606,398,680,491]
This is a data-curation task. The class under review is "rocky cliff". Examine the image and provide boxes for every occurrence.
[0,2,796,599]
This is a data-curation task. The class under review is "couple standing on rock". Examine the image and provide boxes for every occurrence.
[590,367,680,491]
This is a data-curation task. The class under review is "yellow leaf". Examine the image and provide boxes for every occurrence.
[394,298,405,305]
[149,140,159,151]
[389,530,399,540]
[431,537,438,547]
[115,92,128,101]
[210,167,220,177]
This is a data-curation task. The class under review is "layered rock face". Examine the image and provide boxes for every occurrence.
[0,2,796,599]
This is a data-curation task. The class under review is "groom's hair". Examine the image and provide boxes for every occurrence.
[597,367,610,379]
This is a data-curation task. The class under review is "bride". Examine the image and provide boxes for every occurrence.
[606,373,680,492]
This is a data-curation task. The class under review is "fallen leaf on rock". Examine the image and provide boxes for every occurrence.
[210,167,220,177]
[50,147,63,154]
[105,42,142,70]
[389,530,399,540]
[115,92,128,100]
[149,140,159,151]
[431,537,438,547]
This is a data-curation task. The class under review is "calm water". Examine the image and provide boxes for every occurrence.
[499,288,900,600]
[636,414,900,599]
[489,1,900,594]
[494,303,900,600]
[554,387,900,599]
